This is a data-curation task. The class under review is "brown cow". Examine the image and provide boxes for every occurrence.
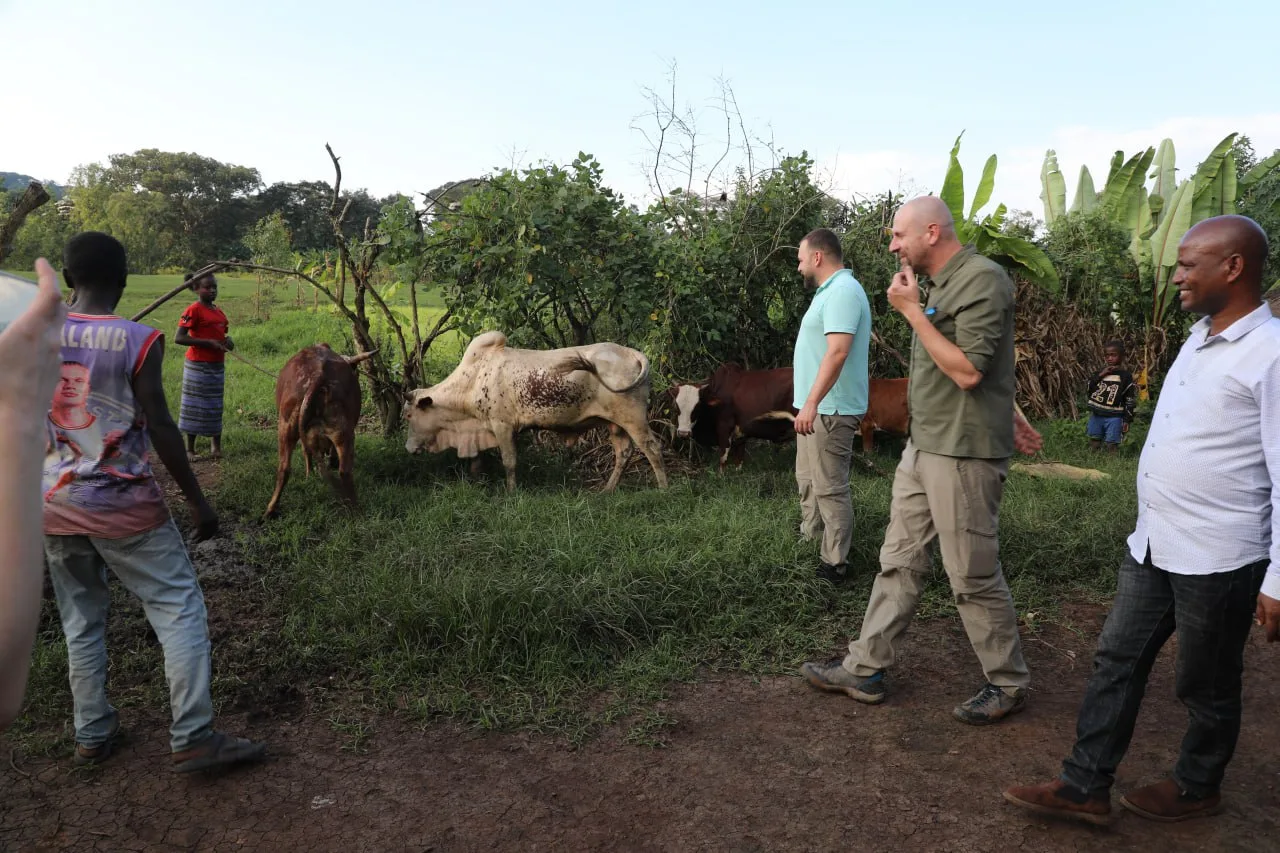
[859,377,910,452]
[264,344,375,518]
[672,364,797,469]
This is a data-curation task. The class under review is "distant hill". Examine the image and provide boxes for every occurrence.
[1,172,66,199]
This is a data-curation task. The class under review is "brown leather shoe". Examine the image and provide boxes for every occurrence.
[1120,779,1222,822]
[1003,779,1112,825]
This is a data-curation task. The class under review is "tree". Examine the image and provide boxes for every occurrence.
[1042,210,1139,324]
[1233,136,1280,290]
[423,154,657,350]
[243,212,294,315]
[65,150,261,270]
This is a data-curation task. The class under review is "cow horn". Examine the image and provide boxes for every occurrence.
[344,350,378,366]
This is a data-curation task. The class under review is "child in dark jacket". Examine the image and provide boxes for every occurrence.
[1085,340,1137,454]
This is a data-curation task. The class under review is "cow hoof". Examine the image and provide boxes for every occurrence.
[263,508,281,521]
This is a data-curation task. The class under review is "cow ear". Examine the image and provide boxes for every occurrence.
[416,395,433,410]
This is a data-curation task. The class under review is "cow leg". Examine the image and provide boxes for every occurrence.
[493,425,519,491]
[332,430,357,509]
[616,415,668,489]
[264,420,298,519]
[714,415,735,472]
[862,421,875,454]
[603,423,633,493]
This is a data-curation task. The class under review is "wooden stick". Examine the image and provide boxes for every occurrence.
[129,263,221,322]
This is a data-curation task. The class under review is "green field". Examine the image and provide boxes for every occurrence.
[11,275,1144,746]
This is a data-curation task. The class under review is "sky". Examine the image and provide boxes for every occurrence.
[4,0,1279,224]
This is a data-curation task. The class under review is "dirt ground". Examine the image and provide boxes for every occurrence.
[4,464,1279,852]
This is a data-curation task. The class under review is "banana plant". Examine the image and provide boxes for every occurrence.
[942,134,1060,291]
[1037,131,1280,396]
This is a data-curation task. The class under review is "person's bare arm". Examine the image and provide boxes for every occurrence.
[0,260,65,728]
[133,340,218,541]
[174,327,225,352]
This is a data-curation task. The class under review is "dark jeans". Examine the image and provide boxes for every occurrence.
[1061,552,1267,798]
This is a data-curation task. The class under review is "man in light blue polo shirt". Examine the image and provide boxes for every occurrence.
[793,227,872,583]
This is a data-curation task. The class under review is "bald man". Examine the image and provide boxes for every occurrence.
[802,196,1043,725]
[1005,214,1280,825]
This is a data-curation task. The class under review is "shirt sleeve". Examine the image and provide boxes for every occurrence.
[822,284,863,336]
[954,270,1012,376]
[1260,349,1280,600]
[178,304,197,331]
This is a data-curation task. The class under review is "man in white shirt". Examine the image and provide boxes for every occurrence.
[1004,214,1280,825]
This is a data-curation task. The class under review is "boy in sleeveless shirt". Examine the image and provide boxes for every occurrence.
[43,232,264,772]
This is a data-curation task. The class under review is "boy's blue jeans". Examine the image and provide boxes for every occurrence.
[1086,413,1125,444]
[44,518,215,752]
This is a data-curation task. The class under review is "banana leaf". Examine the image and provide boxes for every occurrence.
[1040,150,1067,225]
[1148,180,1193,324]
[1150,139,1177,204]
[941,134,966,224]
[1100,148,1154,225]
[1069,165,1097,214]
[1191,136,1239,222]
[968,154,997,221]
[1241,149,1280,187]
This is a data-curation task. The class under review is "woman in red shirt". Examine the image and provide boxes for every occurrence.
[175,273,233,459]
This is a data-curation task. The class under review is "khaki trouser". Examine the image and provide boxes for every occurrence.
[843,440,1030,690]
[796,414,861,566]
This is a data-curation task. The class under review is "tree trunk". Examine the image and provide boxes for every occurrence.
[0,182,51,264]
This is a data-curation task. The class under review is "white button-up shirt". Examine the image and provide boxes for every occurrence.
[1127,303,1280,599]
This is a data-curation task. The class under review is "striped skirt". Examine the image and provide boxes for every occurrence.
[178,360,226,436]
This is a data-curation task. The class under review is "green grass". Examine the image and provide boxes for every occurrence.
[8,278,1148,745]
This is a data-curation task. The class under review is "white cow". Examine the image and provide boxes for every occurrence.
[404,331,668,491]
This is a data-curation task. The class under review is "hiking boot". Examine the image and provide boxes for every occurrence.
[1003,779,1112,826]
[72,720,121,767]
[799,658,886,704]
[171,731,266,774]
[953,683,1027,725]
[1120,779,1222,822]
[816,561,849,584]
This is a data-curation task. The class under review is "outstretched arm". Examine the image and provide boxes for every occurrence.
[0,259,65,729]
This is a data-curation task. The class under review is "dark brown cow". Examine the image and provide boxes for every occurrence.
[859,377,910,452]
[264,344,374,518]
[672,364,797,469]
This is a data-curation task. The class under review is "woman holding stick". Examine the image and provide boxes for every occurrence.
[175,272,232,459]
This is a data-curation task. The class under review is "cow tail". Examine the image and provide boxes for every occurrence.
[296,374,325,434]
[554,349,651,394]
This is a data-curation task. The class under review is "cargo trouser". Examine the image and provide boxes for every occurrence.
[795,414,861,567]
[843,440,1030,690]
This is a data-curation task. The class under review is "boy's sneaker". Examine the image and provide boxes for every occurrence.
[953,683,1027,725]
[799,658,886,704]
[816,561,848,584]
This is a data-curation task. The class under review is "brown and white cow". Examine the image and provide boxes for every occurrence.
[672,364,797,469]
[264,344,374,519]
[404,331,667,491]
